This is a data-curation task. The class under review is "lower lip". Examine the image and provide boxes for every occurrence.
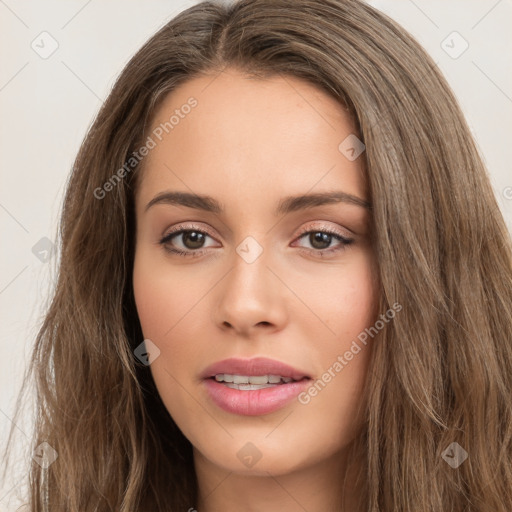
[203,378,311,416]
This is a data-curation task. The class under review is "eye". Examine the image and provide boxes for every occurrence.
[292,225,354,257]
[159,223,217,258]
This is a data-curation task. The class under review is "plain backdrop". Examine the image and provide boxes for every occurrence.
[1,0,511,509]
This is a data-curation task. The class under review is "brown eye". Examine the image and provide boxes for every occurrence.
[293,227,354,257]
[159,225,218,258]
[179,231,206,249]
[308,232,334,250]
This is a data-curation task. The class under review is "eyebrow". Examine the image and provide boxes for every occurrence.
[144,190,371,215]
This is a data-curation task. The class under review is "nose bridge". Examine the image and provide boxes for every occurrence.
[235,234,266,266]
[227,234,271,303]
[213,233,286,332]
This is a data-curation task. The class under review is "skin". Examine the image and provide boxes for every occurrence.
[133,67,379,511]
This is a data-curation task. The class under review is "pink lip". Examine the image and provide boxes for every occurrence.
[200,357,312,416]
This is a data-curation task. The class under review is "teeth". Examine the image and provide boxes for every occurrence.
[213,374,296,385]
[224,383,276,390]
[248,375,268,385]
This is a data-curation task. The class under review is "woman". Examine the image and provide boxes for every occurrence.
[4,0,512,510]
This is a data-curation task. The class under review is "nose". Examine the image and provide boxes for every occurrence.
[212,245,288,337]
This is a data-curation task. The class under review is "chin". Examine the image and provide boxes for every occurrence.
[193,435,328,478]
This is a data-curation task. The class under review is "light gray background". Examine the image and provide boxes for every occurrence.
[1,0,511,509]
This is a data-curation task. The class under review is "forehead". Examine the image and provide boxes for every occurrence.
[136,68,367,211]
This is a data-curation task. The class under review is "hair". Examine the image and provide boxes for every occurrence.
[3,0,512,510]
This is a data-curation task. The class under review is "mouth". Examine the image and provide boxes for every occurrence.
[200,357,313,416]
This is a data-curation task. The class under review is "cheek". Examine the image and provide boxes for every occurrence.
[132,250,198,419]
[132,246,211,390]
[132,246,204,340]
[297,252,378,420]
[132,257,167,340]
[337,274,377,342]
[304,251,379,343]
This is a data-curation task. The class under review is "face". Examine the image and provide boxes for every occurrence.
[133,68,379,478]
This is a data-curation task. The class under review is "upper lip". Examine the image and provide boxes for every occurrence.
[200,357,311,381]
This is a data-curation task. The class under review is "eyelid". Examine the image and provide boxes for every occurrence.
[295,221,353,240]
[161,222,220,243]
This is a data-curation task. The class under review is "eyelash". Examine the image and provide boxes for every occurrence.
[159,223,354,259]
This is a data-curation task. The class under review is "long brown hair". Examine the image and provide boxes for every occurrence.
[3,0,512,510]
